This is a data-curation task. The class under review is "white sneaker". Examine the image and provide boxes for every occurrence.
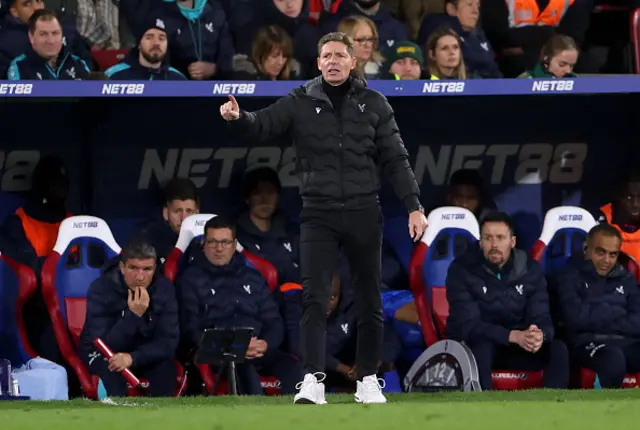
[355,375,387,404]
[294,373,327,404]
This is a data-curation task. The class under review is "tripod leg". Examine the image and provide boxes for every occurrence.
[211,364,227,396]
[229,362,238,395]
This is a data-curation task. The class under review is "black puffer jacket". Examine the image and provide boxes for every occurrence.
[231,75,421,212]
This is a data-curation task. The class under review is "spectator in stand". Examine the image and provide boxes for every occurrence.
[381,41,427,80]
[7,9,90,80]
[480,0,591,77]
[417,0,501,79]
[325,262,402,388]
[233,25,301,80]
[383,0,444,41]
[337,15,384,79]
[445,212,570,390]
[0,155,72,363]
[425,27,467,79]
[80,240,179,398]
[105,18,186,80]
[519,34,578,78]
[119,0,235,79]
[443,168,497,221]
[597,170,640,263]
[235,166,302,356]
[0,0,92,78]
[321,0,408,53]
[138,177,200,264]
[178,216,302,395]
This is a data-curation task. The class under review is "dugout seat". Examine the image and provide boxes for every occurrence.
[530,206,597,275]
[409,206,544,390]
[0,254,38,367]
[164,213,282,396]
[41,216,187,399]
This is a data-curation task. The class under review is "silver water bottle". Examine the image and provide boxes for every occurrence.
[11,376,20,396]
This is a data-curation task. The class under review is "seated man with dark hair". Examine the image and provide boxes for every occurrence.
[139,177,200,263]
[446,211,570,390]
[552,224,640,389]
[444,168,496,221]
[236,166,302,356]
[80,240,179,398]
[178,216,302,395]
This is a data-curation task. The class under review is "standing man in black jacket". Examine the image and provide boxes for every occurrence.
[220,31,427,405]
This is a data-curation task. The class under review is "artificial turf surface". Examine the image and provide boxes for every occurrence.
[2,390,640,430]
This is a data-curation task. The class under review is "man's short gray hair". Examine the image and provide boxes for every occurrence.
[121,239,157,263]
[317,31,354,57]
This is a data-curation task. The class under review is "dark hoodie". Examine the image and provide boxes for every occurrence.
[104,48,187,80]
[445,246,554,346]
[79,258,179,368]
[417,14,502,79]
[236,211,300,285]
[0,13,92,79]
[137,218,179,263]
[321,1,408,52]
[177,251,284,351]
[550,255,640,346]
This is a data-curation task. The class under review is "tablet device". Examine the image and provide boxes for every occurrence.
[194,327,253,365]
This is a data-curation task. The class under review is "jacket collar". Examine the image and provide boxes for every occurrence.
[301,74,367,106]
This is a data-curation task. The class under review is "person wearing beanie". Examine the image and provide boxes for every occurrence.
[381,40,426,80]
[235,166,303,358]
[105,18,186,80]
[0,154,73,363]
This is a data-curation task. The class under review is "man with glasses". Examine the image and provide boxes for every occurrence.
[177,216,302,395]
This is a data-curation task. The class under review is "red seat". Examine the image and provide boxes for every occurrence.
[0,254,38,366]
[631,8,640,74]
[410,206,543,390]
[165,213,282,395]
[41,215,186,399]
[91,48,128,71]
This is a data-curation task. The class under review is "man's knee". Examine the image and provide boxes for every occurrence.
[594,346,627,387]
[144,360,177,397]
[547,339,570,365]
[468,341,495,364]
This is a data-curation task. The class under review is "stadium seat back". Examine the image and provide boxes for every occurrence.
[409,207,479,346]
[41,216,121,399]
[91,48,129,71]
[530,207,597,274]
[165,214,279,290]
[0,255,37,367]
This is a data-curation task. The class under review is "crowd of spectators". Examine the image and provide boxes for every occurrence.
[0,0,624,81]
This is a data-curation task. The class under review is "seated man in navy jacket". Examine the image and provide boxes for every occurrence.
[445,211,570,390]
[8,9,90,80]
[80,240,179,397]
[552,224,640,388]
[178,216,302,395]
[236,166,302,355]
[105,18,186,81]
[325,260,402,388]
[139,177,200,263]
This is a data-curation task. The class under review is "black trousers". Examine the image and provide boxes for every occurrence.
[468,339,570,390]
[222,350,302,395]
[86,351,177,397]
[299,206,384,378]
[571,340,640,388]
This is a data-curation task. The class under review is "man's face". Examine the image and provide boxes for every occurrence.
[585,233,621,276]
[248,181,279,221]
[327,272,341,317]
[163,199,199,234]
[119,258,156,290]
[203,227,236,266]
[11,0,44,24]
[389,57,421,80]
[29,17,63,60]
[272,0,303,18]
[480,222,515,267]
[448,0,479,30]
[448,184,481,214]
[317,41,356,85]
[139,29,167,64]
[617,181,640,222]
